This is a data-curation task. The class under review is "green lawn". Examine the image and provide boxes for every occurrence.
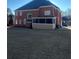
[7,27,71,59]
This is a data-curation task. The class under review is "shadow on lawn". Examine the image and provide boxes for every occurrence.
[7,27,71,59]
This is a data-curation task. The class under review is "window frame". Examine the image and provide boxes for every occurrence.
[27,13,32,19]
[33,19,39,23]
[44,10,51,16]
[46,19,52,24]
[39,19,45,23]
[20,11,22,16]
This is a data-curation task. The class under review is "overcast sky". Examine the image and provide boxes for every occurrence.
[7,0,71,14]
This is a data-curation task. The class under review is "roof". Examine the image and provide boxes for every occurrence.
[16,0,59,10]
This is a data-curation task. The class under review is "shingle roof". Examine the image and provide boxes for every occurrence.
[16,0,59,10]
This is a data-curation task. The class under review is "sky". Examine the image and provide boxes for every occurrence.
[7,0,71,14]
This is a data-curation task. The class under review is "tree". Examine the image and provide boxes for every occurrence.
[7,8,13,26]
[7,8,13,15]
[62,9,71,26]
[62,8,71,17]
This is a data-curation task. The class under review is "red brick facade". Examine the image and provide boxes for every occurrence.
[15,6,62,26]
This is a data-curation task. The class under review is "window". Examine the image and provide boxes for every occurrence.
[27,13,32,19]
[39,19,45,23]
[44,10,51,16]
[32,18,55,24]
[52,19,55,24]
[46,19,52,24]
[33,19,39,23]
[28,14,32,18]
[27,19,32,22]
[20,11,22,16]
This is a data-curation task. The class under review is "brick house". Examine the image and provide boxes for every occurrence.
[15,0,62,29]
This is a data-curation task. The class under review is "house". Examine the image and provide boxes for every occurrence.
[62,16,71,26]
[15,0,62,29]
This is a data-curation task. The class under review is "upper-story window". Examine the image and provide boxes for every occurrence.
[20,11,22,16]
[44,10,51,16]
[15,11,22,16]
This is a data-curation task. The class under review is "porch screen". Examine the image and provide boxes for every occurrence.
[46,19,52,24]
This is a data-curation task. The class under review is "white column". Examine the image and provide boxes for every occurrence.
[53,17,56,29]
[60,13,62,27]
[24,18,26,24]
[16,19,18,24]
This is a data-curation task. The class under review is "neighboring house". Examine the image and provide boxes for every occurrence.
[62,16,71,26]
[15,0,62,29]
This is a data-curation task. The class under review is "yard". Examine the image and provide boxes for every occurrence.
[7,27,71,59]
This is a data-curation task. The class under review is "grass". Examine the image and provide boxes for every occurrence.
[7,27,71,59]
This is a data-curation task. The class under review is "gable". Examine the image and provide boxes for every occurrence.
[16,0,59,10]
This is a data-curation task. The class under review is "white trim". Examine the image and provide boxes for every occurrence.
[17,9,38,11]
[16,19,18,24]
[44,10,51,16]
[27,13,32,19]
[32,23,56,29]
[32,17,56,24]
[39,5,53,8]
[16,5,59,12]
[24,18,26,24]
[52,5,60,12]
[32,17,55,19]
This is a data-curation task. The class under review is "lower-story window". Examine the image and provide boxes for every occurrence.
[46,19,52,24]
[33,19,39,23]
[33,18,55,24]
[39,19,45,23]
[52,19,55,24]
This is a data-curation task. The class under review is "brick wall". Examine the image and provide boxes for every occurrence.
[15,6,61,26]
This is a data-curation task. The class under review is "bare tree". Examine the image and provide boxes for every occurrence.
[7,8,13,15]
[7,8,13,26]
[61,8,71,17]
